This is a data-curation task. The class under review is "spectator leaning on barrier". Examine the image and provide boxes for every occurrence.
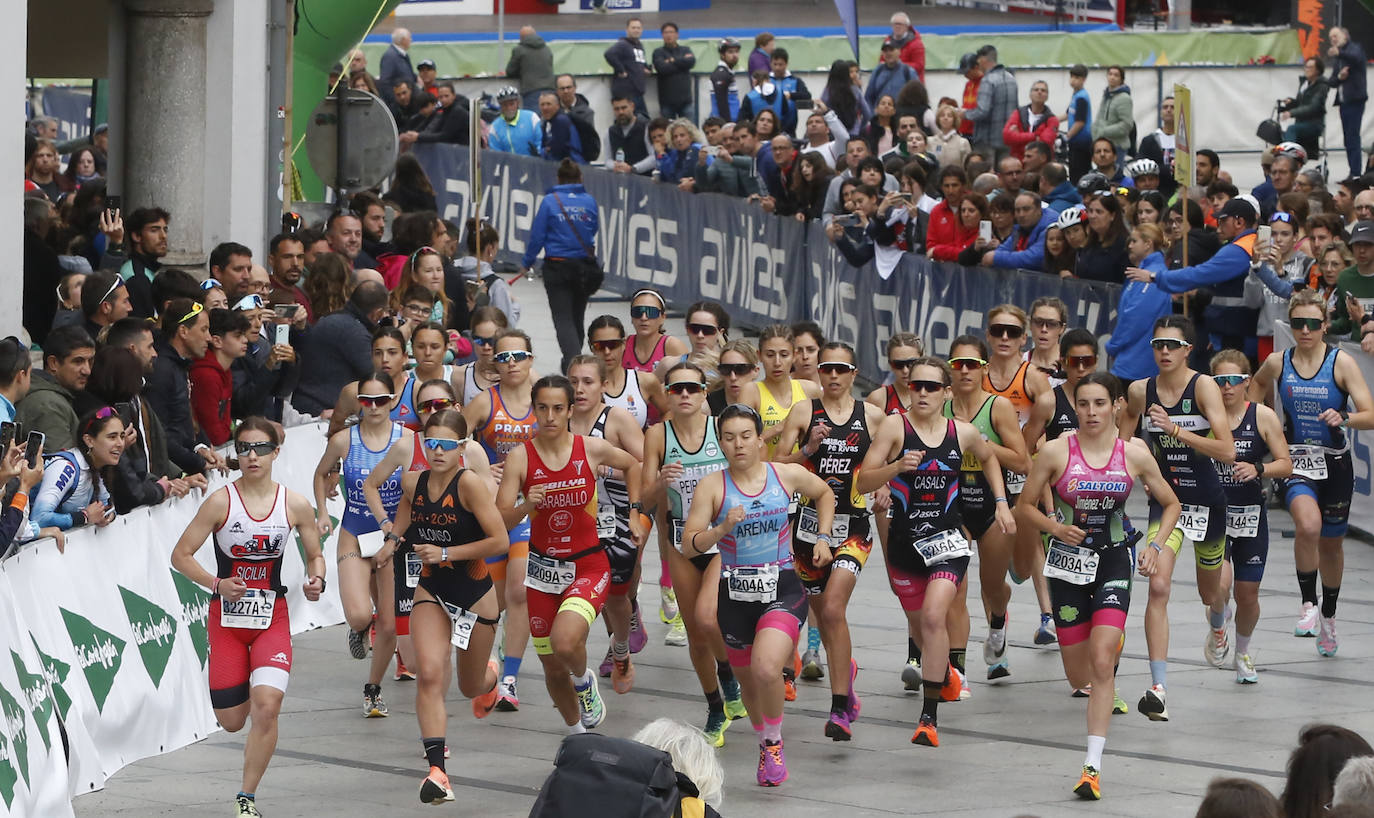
[400,82,469,147]
[506,25,555,112]
[119,206,170,319]
[825,183,879,268]
[148,300,222,475]
[24,408,125,544]
[15,326,94,454]
[0,437,45,552]
[1329,27,1368,179]
[189,308,250,447]
[653,22,696,121]
[882,11,925,81]
[608,97,651,173]
[490,86,543,157]
[606,16,652,118]
[927,165,976,262]
[523,160,602,373]
[1091,65,1133,166]
[1002,80,1058,162]
[963,45,1017,163]
[984,191,1055,271]
[291,281,389,417]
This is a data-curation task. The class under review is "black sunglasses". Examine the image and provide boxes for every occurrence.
[889,357,918,370]
[1291,317,1324,332]
[988,324,1025,340]
[235,440,276,457]
[687,323,719,336]
[908,380,945,394]
[666,381,707,395]
[719,363,754,377]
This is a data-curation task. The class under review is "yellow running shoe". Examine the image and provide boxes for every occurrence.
[1074,765,1101,800]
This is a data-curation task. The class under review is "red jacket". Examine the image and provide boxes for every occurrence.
[881,31,926,82]
[1002,106,1060,160]
[960,78,981,136]
[189,353,233,446]
[926,200,978,262]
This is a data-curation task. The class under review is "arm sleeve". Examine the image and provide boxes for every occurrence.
[108,452,168,514]
[1097,96,1132,143]
[834,233,876,267]
[1251,263,1296,299]
[965,81,993,123]
[522,200,550,268]
[651,48,672,75]
[711,70,732,118]
[29,461,80,535]
[505,50,522,79]
[187,369,228,447]
[791,77,812,104]
[1002,109,1030,151]
[605,43,629,74]
[1289,82,1330,120]
[680,49,696,71]
[1153,245,1248,294]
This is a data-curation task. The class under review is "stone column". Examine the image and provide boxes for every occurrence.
[122,0,214,268]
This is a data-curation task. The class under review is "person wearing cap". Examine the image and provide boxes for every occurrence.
[653,22,697,121]
[379,28,418,105]
[711,38,742,120]
[506,25,555,112]
[865,42,918,116]
[417,58,438,100]
[963,45,1018,163]
[882,11,925,81]
[1328,220,1374,341]
[490,87,542,157]
[1127,197,1262,357]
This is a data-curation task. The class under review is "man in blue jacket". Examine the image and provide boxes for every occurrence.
[1127,197,1260,356]
[983,192,1055,271]
[1038,163,1082,214]
[521,161,601,371]
[865,42,918,113]
[539,92,584,164]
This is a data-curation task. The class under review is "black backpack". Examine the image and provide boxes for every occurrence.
[528,733,691,818]
[571,110,602,163]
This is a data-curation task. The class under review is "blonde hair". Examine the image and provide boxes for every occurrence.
[719,339,759,367]
[1209,348,1251,375]
[986,304,1028,328]
[1287,289,1328,319]
[1132,222,1170,251]
[936,104,962,130]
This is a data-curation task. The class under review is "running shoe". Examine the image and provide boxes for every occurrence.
[664,616,688,647]
[783,677,797,702]
[598,648,614,678]
[1034,614,1057,645]
[800,649,824,681]
[910,716,939,747]
[1234,653,1258,684]
[722,679,748,721]
[347,626,368,660]
[1112,690,1129,715]
[611,656,635,694]
[234,795,261,817]
[939,666,963,703]
[703,710,729,747]
[659,587,679,624]
[901,660,922,692]
[1204,604,1233,667]
[984,623,1010,680]
[959,674,972,701]
[574,675,606,728]
[1295,602,1320,637]
[845,659,862,721]
[1138,684,1168,721]
[420,766,455,804]
[628,600,648,654]
[473,660,500,718]
[1318,616,1339,657]
[395,652,416,681]
[757,741,788,786]
[363,684,388,718]
[824,710,853,741]
[1071,685,1091,698]
[494,675,519,712]
[1074,765,1101,800]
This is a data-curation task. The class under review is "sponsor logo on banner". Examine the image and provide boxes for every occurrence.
[9,651,54,753]
[0,686,28,788]
[119,586,178,688]
[60,608,125,714]
[30,637,73,720]
[0,728,16,809]
[171,570,211,668]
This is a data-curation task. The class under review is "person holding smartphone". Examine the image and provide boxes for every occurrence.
[0,436,46,553]
[25,408,125,543]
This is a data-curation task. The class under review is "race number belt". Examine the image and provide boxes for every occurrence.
[1043,540,1100,586]
[1178,504,1211,542]
[725,564,780,602]
[1289,445,1328,481]
[221,588,276,629]
[797,507,852,544]
[596,505,618,539]
[524,552,577,594]
[1226,504,1261,539]
[913,529,972,566]
[441,600,478,650]
[405,552,422,589]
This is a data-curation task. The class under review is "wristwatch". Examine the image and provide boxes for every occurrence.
[629,502,643,512]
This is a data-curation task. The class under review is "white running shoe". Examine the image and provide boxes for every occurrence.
[664,616,688,646]
[1138,684,1168,721]
[1234,653,1258,684]
[1317,616,1339,657]
[574,676,606,728]
[1295,602,1319,637]
[659,587,680,624]
[1204,624,1232,668]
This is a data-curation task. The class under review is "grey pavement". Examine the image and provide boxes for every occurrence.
[77,277,1374,816]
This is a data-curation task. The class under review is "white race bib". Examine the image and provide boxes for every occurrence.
[357,530,385,559]
[1043,540,1100,586]
[1290,445,1328,481]
[1178,504,1211,542]
[726,564,780,602]
[1003,470,1027,496]
[913,529,972,566]
[442,601,478,650]
[796,506,819,544]
[1226,504,1261,539]
[405,551,422,589]
[220,588,276,629]
[524,552,577,594]
[831,513,850,541]
[596,506,618,539]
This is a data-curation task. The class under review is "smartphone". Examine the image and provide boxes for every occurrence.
[834,214,858,226]
[272,303,298,319]
[979,220,993,242]
[24,431,44,469]
[275,323,290,347]
[113,402,134,426]
[1257,225,1272,245]
[105,195,121,218]
[898,193,914,203]
[0,421,14,452]
[796,100,814,110]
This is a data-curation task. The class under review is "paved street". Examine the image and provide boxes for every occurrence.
[76,278,1374,816]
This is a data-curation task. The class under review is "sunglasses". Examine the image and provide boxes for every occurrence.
[1066,354,1098,369]
[1031,317,1064,330]
[177,301,205,325]
[235,440,276,456]
[590,338,625,352]
[1291,317,1325,332]
[422,437,467,452]
[630,305,663,320]
[817,362,856,374]
[473,335,495,347]
[909,380,945,394]
[1150,337,1191,350]
[1212,374,1248,386]
[419,397,455,413]
[199,279,223,291]
[948,357,986,371]
[100,276,124,304]
[234,294,265,312]
[719,362,754,377]
[687,323,719,336]
[889,357,919,371]
[357,393,395,407]
[666,381,707,395]
[988,324,1026,340]
[1270,211,1295,224]
[494,350,533,364]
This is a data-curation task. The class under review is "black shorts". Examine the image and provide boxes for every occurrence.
[1282,449,1354,538]
[716,569,808,655]
[1048,544,1133,646]
[416,557,494,615]
[604,535,638,595]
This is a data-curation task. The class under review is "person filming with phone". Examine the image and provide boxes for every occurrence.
[19,407,126,548]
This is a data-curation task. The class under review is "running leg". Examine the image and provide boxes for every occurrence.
[241,685,285,797]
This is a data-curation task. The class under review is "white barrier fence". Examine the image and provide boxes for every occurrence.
[0,421,348,817]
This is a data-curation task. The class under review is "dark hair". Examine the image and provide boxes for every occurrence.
[77,407,125,456]
[556,158,582,185]
[417,377,457,402]
[209,241,252,272]
[950,333,989,360]
[86,346,144,404]
[1282,725,1374,818]
[1041,162,1068,187]
[151,268,203,311]
[1087,193,1127,245]
[938,165,968,186]
[959,191,990,220]
[411,320,448,346]
[401,284,437,309]
[1279,191,1310,225]
[1106,64,1125,80]
[702,116,725,131]
[1074,371,1123,402]
[104,318,150,355]
[470,305,509,332]
[0,336,32,387]
[304,251,352,317]
[1139,189,1166,215]
[1197,148,1220,167]
[1025,140,1052,160]
[1169,197,1205,226]
[1194,777,1281,818]
[818,340,855,363]
[660,21,678,32]
[159,298,201,339]
[1307,55,1327,73]
[392,153,436,200]
[1307,212,1348,242]
[208,308,251,338]
[371,325,407,352]
[853,183,882,201]
[532,374,574,405]
[855,156,886,179]
[685,301,730,339]
[588,314,626,339]
[234,416,281,447]
[1069,63,1088,78]
[390,210,440,256]
[268,232,304,256]
[791,321,825,347]
[359,370,396,395]
[125,206,170,250]
[823,60,860,129]
[1092,137,1117,159]
[424,408,467,438]
[1153,314,1195,346]
[80,271,122,319]
[349,189,383,219]
[910,355,952,386]
[43,326,96,366]
[349,280,390,314]
[989,193,1015,214]
[495,327,533,352]
[1060,327,1099,357]
[717,402,763,434]
[771,47,789,63]
[465,218,499,255]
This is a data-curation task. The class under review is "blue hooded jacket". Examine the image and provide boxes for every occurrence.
[1107,250,1173,382]
[522,184,599,268]
[992,208,1057,271]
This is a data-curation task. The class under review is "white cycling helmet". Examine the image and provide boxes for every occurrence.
[495,86,520,102]
[1055,205,1086,230]
[1126,158,1160,179]
[1274,141,1308,165]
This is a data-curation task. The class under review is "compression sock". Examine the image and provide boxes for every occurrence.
[502,655,522,681]
[1208,606,1226,629]
[831,694,848,714]
[1149,660,1168,689]
[422,737,447,772]
[948,649,966,675]
[716,660,735,686]
[762,715,783,744]
[1236,634,1252,657]
[705,688,725,715]
[989,612,1007,630]
[1085,735,1106,770]
[1297,570,1319,606]
[1321,585,1340,618]
[612,639,630,661]
[237,792,255,801]
[908,638,921,664]
[808,626,822,653]
[920,681,942,725]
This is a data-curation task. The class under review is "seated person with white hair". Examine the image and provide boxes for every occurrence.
[632,719,725,816]
[1333,755,1374,809]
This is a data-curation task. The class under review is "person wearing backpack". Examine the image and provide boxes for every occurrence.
[23,407,125,542]
[521,161,602,373]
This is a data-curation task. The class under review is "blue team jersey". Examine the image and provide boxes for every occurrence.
[714,464,792,568]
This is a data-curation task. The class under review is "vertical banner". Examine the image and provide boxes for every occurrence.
[1173,84,1193,189]
[832,0,861,63]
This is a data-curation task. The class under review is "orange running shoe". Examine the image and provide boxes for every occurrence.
[472,660,500,719]
[420,766,454,804]
[783,677,797,702]
[1074,765,1101,800]
[395,652,416,681]
[910,717,939,747]
[940,666,963,703]
[612,656,636,694]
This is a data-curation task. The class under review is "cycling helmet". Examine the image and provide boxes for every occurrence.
[1125,158,1160,179]
[1055,205,1086,230]
[495,86,520,102]
[1076,171,1110,196]
[718,37,741,54]
[1274,141,1308,164]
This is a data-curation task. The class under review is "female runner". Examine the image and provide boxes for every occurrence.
[790,321,825,385]
[682,404,836,787]
[496,375,645,732]
[624,288,688,374]
[394,409,507,806]
[857,358,1015,749]
[453,306,508,406]
[327,327,418,436]
[1211,350,1290,682]
[1017,373,1180,801]
[314,371,406,717]
[708,341,759,414]
[740,325,822,459]
[1250,290,1374,656]
[171,419,326,818]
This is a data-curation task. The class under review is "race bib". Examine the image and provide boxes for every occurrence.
[442,601,478,650]
[1003,470,1027,496]
[1043,540,1100,586]
[358,530,385,559]
[671,518,686,550]
[1178,504,1211,542]
[726,564,779,602]
[831,513,850,541]
[220,588,276,630]
[1226,504,1261,539]
[596,506,618,539]
[524,552,577,594]
[796,506,819,544]
[913,529,972,566]
[405,551,422,589]
[1290,445,1328,481]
